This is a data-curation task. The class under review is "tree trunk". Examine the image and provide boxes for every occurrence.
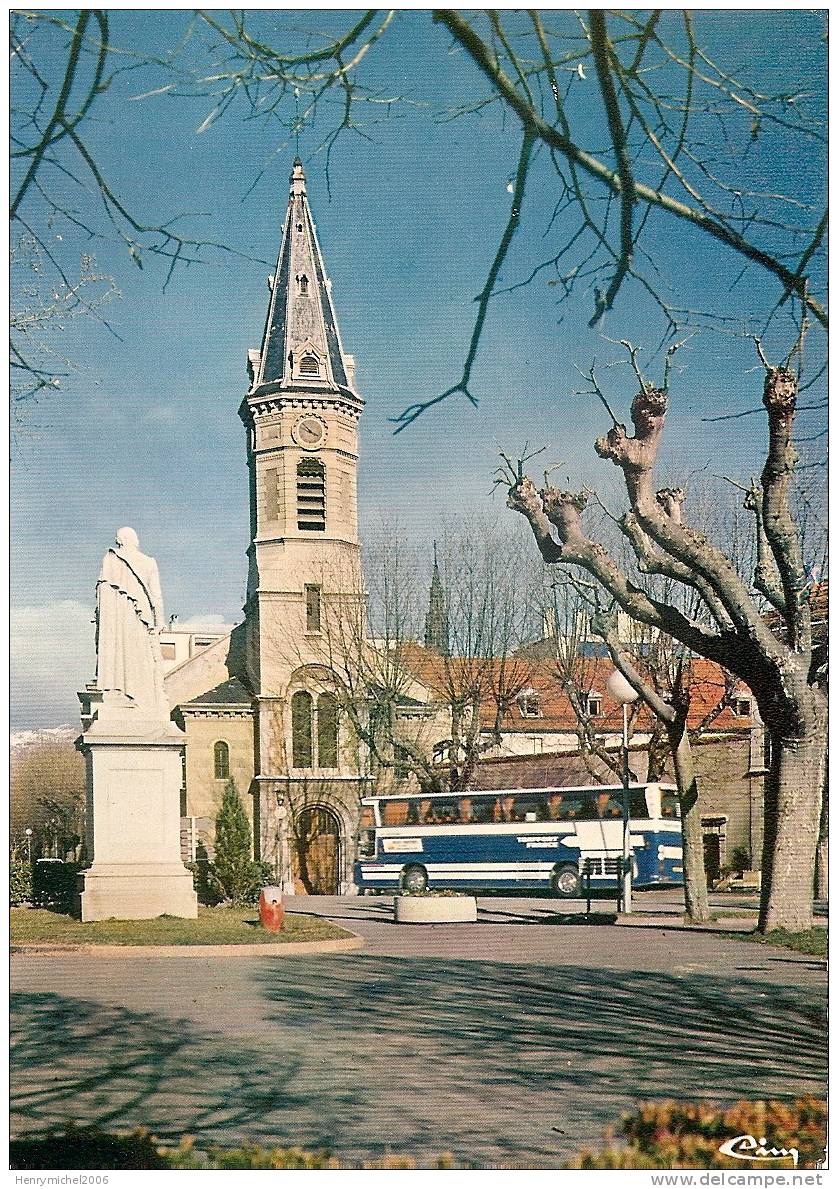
[815,762,828,900]
[815,786,828,900]
[666,719,710,923]
[759,731,825,932]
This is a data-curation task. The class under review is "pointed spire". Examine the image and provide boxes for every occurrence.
[250,160,359,399]
[424,542,450,655]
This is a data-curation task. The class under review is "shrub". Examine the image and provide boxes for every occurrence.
[185,859,223,906]
[210,780,258,906]
[202,859,274,907]
[10,1127,169,1170]
[730,846,751,873]
[566,1097,827,1170]
[31,860,80,913]
[168,1140,338,1170]
[11,1130,461,1170]
[10,860,32,906]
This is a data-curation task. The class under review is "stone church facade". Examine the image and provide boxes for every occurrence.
[165,160,376,894]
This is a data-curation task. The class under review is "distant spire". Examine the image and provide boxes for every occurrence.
[249,159,358,398]
[424,542,449,655]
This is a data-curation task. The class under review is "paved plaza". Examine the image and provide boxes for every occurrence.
[10,894,827,1168]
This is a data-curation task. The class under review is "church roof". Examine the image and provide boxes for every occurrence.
[250,159,360,403]
[186,676,251,707]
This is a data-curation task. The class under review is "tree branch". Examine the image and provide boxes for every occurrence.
[433,10,827,329]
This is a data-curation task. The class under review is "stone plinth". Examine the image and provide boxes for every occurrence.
[77,709,197,921]
[394,895,477,924]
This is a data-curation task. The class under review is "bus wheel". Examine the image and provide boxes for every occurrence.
[400,865,428,894]
[552,865,580,898]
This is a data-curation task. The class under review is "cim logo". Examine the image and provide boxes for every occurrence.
[718,1134,799,1168]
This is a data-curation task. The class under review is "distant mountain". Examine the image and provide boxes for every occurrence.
[10,725,76,754]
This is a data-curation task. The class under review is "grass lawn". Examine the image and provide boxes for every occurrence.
[10,905,351,947]
[747,926,827,957]
[714,924,827,957]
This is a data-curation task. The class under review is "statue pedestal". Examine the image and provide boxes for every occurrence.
[77,711,197,921]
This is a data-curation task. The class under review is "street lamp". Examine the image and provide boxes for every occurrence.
[605,670,639,914]
[24,827,33,864]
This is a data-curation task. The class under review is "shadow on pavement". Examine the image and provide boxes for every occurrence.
[10,955,826,1168]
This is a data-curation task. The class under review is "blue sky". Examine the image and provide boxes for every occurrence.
[11,9,827,728]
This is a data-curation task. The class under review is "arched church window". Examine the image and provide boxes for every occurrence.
[299,353,319,376]
[291,691,314,768]
[297,274,309,296]
[317,693,339,768]
[297,458,326,532]
[213,740,230,780]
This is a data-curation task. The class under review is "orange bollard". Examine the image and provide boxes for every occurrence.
[259,885,285,932]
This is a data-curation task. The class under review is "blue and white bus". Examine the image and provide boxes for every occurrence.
[354,784,682,896]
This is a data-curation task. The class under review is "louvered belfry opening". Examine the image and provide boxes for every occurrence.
[297,457,326,531]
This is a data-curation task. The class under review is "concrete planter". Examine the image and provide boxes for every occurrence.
[394,895,478,924]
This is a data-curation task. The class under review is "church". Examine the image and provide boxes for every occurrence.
[163,159,376,895]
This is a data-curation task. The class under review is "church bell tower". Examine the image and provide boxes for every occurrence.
[238,157,367,888]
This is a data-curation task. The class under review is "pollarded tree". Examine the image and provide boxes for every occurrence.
[542,571,740,923]
[505,345,826,932]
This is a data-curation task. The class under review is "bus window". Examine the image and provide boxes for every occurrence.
[579,795,600,819]
[602,796,624,819]
[468,797,495,824]
[514,795,547,822]
[559,795,585,820]
[498,794,516,822]
[458,797,474,823]
[661,792,681,819]
[360,805,375,829]
[358,829,376,858]
[427,799,458,823]
[547,793,563,821]
[630,789,650,817]
[381,800,409,826]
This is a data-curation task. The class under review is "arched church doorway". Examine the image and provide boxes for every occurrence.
[292,805,341,894]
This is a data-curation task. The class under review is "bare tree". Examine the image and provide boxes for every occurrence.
[10,10,261,407]
[536,573,629,783]
[505,341,826,932]
[542,570,742,922]
[10,234,119,409]
[11,734,86,860]
[270,523,537,802]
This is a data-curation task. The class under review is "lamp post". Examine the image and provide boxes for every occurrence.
[24,827,33,864]
[605,670,640,914]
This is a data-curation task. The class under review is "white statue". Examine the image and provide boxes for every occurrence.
[95,526,168,718]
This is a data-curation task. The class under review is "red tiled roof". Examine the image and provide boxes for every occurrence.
[396,643,752,735]
[764,580,827,643]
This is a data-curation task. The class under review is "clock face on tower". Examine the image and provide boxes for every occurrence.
[292,414,327,449]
